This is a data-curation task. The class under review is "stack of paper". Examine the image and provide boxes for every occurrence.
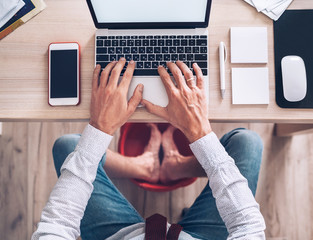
[244,0,294,21]
[0,0,25,28]
[0,0,46,40]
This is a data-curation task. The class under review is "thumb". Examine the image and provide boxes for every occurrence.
[128,84,144,114]
[141,99,168,120]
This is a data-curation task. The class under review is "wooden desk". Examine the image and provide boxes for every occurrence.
[0,0,312,122]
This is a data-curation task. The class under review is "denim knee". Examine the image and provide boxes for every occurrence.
[52,134,81,177]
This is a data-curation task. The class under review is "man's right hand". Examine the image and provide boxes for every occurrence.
[141,61,212,143]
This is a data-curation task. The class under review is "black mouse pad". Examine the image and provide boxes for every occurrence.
[274,10,313,108]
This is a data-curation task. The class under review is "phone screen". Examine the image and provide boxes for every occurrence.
[50,49,78,98]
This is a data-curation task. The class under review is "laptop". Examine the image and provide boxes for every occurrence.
[87,0,212,107]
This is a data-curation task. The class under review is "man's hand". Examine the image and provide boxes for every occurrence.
[142,61,212,142]
[89,58,143,135]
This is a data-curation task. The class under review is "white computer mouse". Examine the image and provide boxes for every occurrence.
[281,56,307,102]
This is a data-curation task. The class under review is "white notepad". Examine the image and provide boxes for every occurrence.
[231,27,268,63]
[232,68,269,104]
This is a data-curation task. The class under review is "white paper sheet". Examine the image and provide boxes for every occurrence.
[232,68,269,105]
[0,0,25,28]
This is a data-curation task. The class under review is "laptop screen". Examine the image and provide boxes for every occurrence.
[87,0,212,29]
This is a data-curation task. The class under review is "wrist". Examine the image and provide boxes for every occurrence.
[89,121,115,135]
[185,122,212,143]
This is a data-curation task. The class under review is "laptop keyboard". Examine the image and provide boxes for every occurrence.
[96,35,208,76]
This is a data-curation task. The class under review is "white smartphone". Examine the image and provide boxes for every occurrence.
[48,42,80,106]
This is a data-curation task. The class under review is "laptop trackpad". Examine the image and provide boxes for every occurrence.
[127,76,169,108]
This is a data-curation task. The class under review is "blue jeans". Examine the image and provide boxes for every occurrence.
[52,128,263,240]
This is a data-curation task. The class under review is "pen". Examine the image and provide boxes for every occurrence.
[219,42,227,99]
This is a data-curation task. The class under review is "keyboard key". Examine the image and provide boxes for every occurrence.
[181,39,188,46]
[193,47,200,53]
[150,40,157,46]
[162,47,169,53]
[108,47,114,54]
[179,54,186,61]
[97,36,107,39]
[160,61,166,67]
[131,36,138,39]
[112,40,118,46]
[141,54,147,61]
[116,36,122,39]
[108,36,115,39]
[202,69,208,75]
[134,69,159,76]
[110,55,117,61]
[156,54,163,61]
[196,61,208,69]
[104,40,111,46]
[173,40,180,46]
[170,47,177,53]
[158,40,165,46]
[185,47,192,53]
[169,35,177,39]
[116,47,122,54]
[135,40,141,46]
[127,40,134,46]
[154,47,161,53]
[133,54,140,61]
[144,62,151,68]
[196,39,207,46]
[200,35,208,38]
[120,40,126,46]
[139,47,145,53]
[152,62,159,68]
[189,39,196,46]
[177,47,184,53]
[131,47,138,53]
[125,54,132,61]
[171,54,178,61]
[166,40,172,46]
[187,54,193,61]
[148,54,155,61]
[195,54,207,61]
[118,54,125,60]
[97,47,107,54]
[164,54,170,61]
[147,47,153,54]
[137,62,144,68]
[192,35,200,39]
[200,47,207,53]
[177,35,183,39]
[185,35,192,39]
[139,36,145,39]
[143,40,149,46]
[147,36,153,39]
[96,40,103,46]
[96,55,109,61]
[123,47,130,54]
[123,36,131,39]
[97,61,110,69]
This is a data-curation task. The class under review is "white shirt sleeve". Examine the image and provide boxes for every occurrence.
[31,124,113,240]
[189,132,266,240]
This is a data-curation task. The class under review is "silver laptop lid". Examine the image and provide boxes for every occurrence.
[87,0,212,29]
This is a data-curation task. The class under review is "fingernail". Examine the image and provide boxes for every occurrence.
[130,60,135,64]
[194,63,198,67]
[120,57,126,61]
[139,84,144,92]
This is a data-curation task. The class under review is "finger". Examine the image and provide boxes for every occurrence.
[127,84,144,115]
[167,61,188,90]
[193,63,204,89]
[157,65,176,96]
[141,99,168,120]
[100,61,117,88]
[176,61,195,88]
[107,58,126,89]
[92,65,101,91]
[120,60,136,92]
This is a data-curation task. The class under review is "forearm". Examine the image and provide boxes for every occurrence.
[190,132,266,239]
[32,124,112,240]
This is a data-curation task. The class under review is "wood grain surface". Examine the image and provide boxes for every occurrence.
[0,0,313,122]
